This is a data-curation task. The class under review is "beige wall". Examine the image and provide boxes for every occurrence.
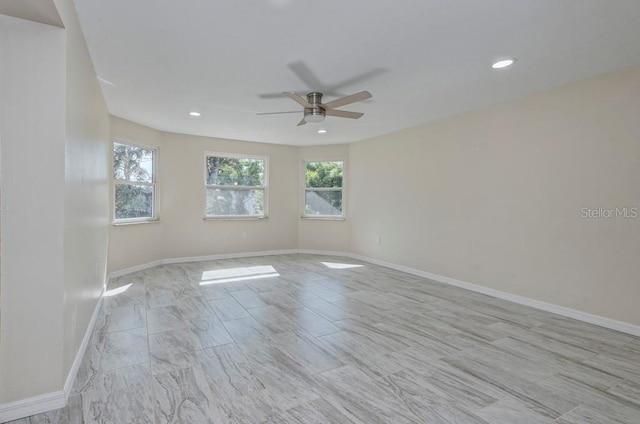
[1,0,634,414]
[298,144,350,253]
[160,132,299,259]
[108,128,352,271]
[108,124,300,271]
[0,14,67,402]
[108,116,164,271]
[349,65,640,326]
[108,67,640,329]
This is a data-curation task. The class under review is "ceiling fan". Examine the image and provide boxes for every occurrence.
[257,91,372,126]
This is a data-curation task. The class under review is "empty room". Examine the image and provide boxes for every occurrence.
[1,0,640,423]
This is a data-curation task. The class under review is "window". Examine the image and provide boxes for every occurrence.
[205,153,268,219]
[303,160,344,218]
[113,141,157,222]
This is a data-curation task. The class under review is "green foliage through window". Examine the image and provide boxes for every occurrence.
[115,185,154,219]
[113,142,155,220]
[205,155,267,217]
[305,161,343,188]
[304,161,344,217]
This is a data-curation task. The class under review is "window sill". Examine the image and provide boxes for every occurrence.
[113,219,160,227]
[301,216,345,221]
[203,216,268,221]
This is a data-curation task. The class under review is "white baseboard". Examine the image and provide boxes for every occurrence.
[298,249,349,257]
[108,250,300,280]
[0,289,106,422]
[0,389,66,423]
[108,248,640,338]
[63,291,105,397]
[348,253,640,337]
[162,249,299,265]
[108,259,163,278]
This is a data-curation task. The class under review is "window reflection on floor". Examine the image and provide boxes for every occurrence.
[200,265,279,285]
[104,283,133,297]
[321,262,364,270]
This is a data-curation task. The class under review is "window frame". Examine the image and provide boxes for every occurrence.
[301,159,346,220]
[112,139,159,225]
[203,151,269,220]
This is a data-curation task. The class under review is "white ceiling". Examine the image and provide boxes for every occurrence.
[73,0,640,146]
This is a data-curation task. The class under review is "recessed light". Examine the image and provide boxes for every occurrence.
[317,129,327,134]
[189,111,201,117]
[492,58,516,69]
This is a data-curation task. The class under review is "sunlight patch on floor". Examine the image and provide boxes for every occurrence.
[322,262,364,270]
[200,265,279,286]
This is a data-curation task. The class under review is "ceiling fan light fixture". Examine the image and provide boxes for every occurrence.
[492,58,516,69]
[303,106,326,123]
[304,114,325,123]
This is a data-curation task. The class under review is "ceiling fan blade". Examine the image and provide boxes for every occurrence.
[296,118,307,126]
[322,91,372,110]
[256,111,300,115]
[332,69,387,91]
[288,61,327,92]
[325,109,364,119]
[284,92,313,108]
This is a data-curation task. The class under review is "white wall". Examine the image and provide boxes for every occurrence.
[0,0,110,407]
[0,0,63,27]
[349,65,640,326]
[55,0,110,381]
[0,14,67,402]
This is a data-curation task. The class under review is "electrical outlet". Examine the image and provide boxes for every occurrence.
[376,235,381,244]
[241,231,248,240]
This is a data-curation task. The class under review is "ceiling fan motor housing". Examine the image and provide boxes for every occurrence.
[307,92,323,105]
[304,92,326,122]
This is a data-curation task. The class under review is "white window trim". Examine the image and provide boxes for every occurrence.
[301,158,346,220]
[112,138,159,225]
[203,151,269,220]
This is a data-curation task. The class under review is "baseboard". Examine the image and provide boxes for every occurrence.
[162,249,300,265]
[0,390,66,423]
[0,294,105,422]
[108,259,163,279]
[108,250,300,280]
[298,249,349,257]
[0,288,106,422]
[348,253,640,337]
[63,291,105,397]
[107,249,640,337]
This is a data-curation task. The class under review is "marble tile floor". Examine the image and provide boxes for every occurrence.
[8,254,640,423]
